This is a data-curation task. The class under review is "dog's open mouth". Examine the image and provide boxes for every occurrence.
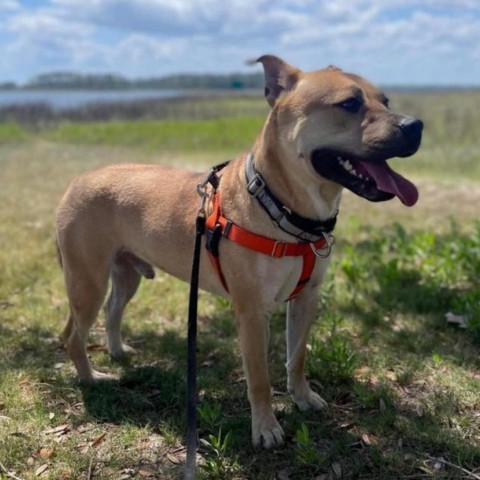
[311,150,419,207]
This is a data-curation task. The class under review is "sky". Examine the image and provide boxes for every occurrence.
[0,0,479,86]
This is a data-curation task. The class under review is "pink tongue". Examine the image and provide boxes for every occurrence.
[361,160,419,207]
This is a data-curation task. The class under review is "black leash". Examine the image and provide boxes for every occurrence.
[185,212,205,480]
[185,162,228,480]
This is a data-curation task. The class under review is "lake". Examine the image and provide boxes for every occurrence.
[0,89,188,110]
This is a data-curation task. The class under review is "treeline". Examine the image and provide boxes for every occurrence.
[0,94,267,126]
[0,71,265,90]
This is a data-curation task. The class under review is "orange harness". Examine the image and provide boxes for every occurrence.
[205,190,330,301]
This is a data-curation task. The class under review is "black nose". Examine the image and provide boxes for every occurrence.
[398,117,423,139]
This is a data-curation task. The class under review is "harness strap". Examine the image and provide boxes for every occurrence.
[205,191,329,301]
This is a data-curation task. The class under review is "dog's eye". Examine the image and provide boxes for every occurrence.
[337,97,363,113]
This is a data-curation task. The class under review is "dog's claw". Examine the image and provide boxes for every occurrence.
[80,370,117,383]
[109,343,137,358]
[291,385,328,412]
[252,415,285,449]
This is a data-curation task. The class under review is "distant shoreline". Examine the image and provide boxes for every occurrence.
[0,88,263,111]
[1,69,479,94]
[2,88,480,127]
[1,85,479,96]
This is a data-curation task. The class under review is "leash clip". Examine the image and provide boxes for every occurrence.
[196,188,208,218]
[196,180,210,220]
[196,166,217,198]
[196,181,208,198]
[309,232,335,258]
[196,161,228,214]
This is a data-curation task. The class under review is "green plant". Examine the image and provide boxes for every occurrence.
[214,295,231,310]
[307,315,357,384]
[198,402,222,432]
[340,246,368,284]
[200,428,240,479]
[294,423,325,471]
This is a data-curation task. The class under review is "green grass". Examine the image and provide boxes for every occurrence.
[45,116,265,152]
[4,90,480,180]
[0,122,28,143]
[1,92,480,479]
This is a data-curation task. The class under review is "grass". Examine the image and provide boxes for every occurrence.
[0,122,29,144]
[44,116,265,152]
[1,91,480,479]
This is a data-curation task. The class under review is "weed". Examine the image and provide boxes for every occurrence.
[214,295,231,311]
[431,353,443,365]
[293,423,326,474]
[307,315,357,384]
[198,403,222,432]
[340,245,369,285]
[200,428,241,479]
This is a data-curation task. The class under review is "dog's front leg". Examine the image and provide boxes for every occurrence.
[234,302,285,449]
[286,286,327,411]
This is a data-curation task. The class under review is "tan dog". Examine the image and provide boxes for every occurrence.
[56,55,422,449]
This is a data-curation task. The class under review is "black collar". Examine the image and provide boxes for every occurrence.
[245,153,337,242]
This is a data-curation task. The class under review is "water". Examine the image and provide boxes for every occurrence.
[0,89,187,110]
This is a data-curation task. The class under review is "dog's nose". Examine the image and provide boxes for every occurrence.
[398,117,423,139]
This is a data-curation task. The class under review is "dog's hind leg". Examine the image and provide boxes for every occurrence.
[104,252,149,358]
[62,262,112,382]
[286,285,327,411]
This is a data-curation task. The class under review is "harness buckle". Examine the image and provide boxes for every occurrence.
[309,233,335,258]
[271,241,288,258]
[246,173,266,198]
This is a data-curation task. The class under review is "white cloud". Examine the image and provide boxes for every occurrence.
[0,0,20,10]
[0,0,479,84]
[50,0,234,35]
[4,9,106,75]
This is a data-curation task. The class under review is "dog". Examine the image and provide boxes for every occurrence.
[56,55,422,449]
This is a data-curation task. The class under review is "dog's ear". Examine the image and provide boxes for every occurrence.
[250,55,301,107]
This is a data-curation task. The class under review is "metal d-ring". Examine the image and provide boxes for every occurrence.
[196,181,208,198]
[309,232,335,258]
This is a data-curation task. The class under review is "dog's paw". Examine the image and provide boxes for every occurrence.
[108,343,137,359]
[291,384,328,412]
[80,370,117,383]
[252,414,285,449]
[91,370,117,382]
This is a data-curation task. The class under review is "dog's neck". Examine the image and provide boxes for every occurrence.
[252,124,342,222]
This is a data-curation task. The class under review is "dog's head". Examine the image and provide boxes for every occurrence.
[255,55,423,207]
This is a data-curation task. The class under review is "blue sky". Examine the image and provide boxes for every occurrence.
[0,0,479,86]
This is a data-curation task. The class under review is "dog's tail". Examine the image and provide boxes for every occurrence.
[56,237,63,270]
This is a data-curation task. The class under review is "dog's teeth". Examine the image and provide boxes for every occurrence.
[344,160,353,171]
[351,169,357,176]
[358,174,363,179]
